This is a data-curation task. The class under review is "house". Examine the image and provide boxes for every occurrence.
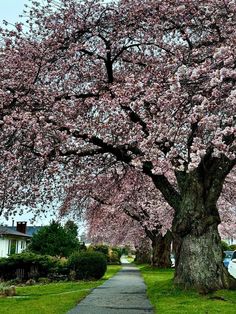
[9,225,42,237]
[0,222,32,258]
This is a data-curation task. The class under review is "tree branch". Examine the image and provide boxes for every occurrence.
[120,104,149,137]
[200,154,236,208]
[142,161,182,211]
[54,92,99,101]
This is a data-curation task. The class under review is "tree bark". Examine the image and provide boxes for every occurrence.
[173,224,235,293]
[134,237,151,264]
[173,169,236,293]
[151,231,172,268]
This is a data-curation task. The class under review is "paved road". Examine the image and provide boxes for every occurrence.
[67,259,153,314]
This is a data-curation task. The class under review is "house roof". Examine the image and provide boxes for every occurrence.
[0,226,32,238]
[9,226,42,237]
[21,226,42,236]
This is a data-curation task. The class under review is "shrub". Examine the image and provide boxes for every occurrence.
[111,247,122,259]
[108,250,121,265]
[229,244,236,251]
[47,258,69,281]
[67,251,107,280]
[79,242,87,252]
[38,277,51,284]
[0,252,57,281]
[87,245,122,264]
[221,241,230,252]
[51,258,70,277]
[89,244,109,260]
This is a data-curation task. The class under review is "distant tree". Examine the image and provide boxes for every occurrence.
[64,220,78,238]
[221,240,230,252]
[84,169,172,267]
[28,220,80,257]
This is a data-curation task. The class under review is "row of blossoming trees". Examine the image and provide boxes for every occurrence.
[0,0,236,292]
[84,168,236,267]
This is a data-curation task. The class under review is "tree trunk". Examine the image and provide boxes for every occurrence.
[134,237,151,264]
[151,231,172,268]
[173,171,236,293]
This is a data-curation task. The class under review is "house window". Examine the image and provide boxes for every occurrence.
[8,239,17,255]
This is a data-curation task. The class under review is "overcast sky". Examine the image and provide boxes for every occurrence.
[0,0,30,25]
[0,0,112,25]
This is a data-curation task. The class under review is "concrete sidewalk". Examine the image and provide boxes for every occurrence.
[67,261,153,314]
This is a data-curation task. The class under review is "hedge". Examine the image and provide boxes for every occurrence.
[67,251,107,280]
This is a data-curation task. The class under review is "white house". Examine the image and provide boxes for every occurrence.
[0,224,31,258]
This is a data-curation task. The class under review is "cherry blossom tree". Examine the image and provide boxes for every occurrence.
[79,168,173,267]
[88,210,153,264]
[0,0,236,291]
[86,200,145,247]
[219,206,236,242]
[70,166,236,267]
[218,170,236,241]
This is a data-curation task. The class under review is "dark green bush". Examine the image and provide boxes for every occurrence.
[229,244,236,251]
[121,246,130,256]
[221,240,230,252]
[67,251,107,280]
[111,247,122,258]
[88,245,122,264]
[89,244,109,260]
[79,242,87,252]
[0,252,57,281]
[48,258,69,281]
[108,251,121,265]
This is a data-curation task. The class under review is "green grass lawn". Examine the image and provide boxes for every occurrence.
[139,265,236,314]
[0,265,121,314]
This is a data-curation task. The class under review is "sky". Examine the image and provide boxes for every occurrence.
[0,0,30,25]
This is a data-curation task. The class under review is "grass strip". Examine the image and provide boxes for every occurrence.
[138,265,236,314]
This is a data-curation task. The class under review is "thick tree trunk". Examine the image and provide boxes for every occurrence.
[173,224,235,293]
[134,237,151,264]
[151,231,172,268]
[143,152,236,291]
[173,171,236,293]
